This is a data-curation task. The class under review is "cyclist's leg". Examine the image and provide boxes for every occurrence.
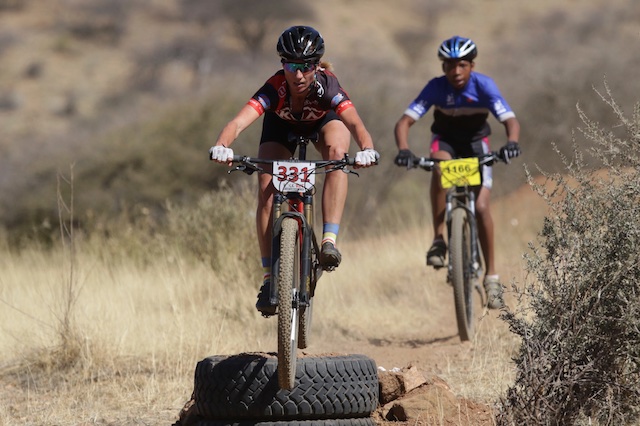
[475,185,495,276]
[255,113,296,315]
[255,142,291,315]
[256,141,292,262]
[428,135,452,266]
[476,187,504,307]
[474,137,504,308]
[316,116,349,269]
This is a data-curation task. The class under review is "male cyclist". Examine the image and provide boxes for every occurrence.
[393,35,521,309]
[210,26,379,316]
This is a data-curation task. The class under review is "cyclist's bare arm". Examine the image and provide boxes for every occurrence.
[211,104,261,165]
[339,107,374,151]
[502,116,521,143]
[338,108,379,168]
[394,114,416,151]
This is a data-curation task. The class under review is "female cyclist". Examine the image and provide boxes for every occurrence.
[210,25,379,316]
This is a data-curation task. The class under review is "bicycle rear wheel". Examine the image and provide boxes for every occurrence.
[450,208,475,341]
[276,217,301,390]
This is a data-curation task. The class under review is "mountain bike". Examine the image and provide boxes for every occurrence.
[225,133,359,390]
[408,152,505,342]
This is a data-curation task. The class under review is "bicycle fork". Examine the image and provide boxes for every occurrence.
[445,189,483,284]
[270,192,315,310]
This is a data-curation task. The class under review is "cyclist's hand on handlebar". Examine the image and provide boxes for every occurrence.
[355,148,380,167]
[394,149,416,167]
[499,141,521,164]
[209,145,234,165]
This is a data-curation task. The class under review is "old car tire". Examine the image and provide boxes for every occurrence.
[193,419,378,426]
[194,353,378,421]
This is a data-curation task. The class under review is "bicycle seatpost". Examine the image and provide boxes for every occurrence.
[287,132,319,161]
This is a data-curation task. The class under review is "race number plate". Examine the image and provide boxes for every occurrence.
[273,161,316,193]
[440,158,481,188]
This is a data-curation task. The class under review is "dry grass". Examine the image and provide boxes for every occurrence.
[0,188,542,425]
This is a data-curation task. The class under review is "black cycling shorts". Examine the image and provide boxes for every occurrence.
[430,135,490,158]
[430,135,493,189]
[260,111,342,155]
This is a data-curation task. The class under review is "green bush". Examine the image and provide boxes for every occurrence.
[497,83,640,425]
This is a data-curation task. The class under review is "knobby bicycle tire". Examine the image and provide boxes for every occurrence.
[298,233,321,350]
[297,295,313,349]
[450,208,474,341]
[193,354,379,420]
[277,217,300,390]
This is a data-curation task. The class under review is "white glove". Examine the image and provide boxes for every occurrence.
[355,149,380,167]
[209,145,233,163]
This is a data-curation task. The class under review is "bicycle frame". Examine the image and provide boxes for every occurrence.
[410,152,502,341]
[445,186,483,285]
[269,179,319,311]
[225,133,357,389]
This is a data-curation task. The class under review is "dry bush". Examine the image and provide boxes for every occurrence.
[0,95,254,245]
[130,35,218,92]
[492,0,640,185]
[177,0,313,56]
[497,83,640,425]
[56,0,132,45]
[164,181,259,274]
[0,0,26,11]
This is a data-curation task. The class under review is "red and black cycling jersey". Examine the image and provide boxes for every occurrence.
[247,68,354,122]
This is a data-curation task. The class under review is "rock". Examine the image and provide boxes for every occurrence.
[378,364,428,404]
[376,364,494,425]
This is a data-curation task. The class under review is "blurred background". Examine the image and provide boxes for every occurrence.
[0,0,638,244]
[1,3,638,422]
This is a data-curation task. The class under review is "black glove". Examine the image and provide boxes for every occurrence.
[394,149,415,167]
[499,141,521,163]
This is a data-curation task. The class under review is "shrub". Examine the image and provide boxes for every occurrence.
[497,82,640,425]
[164,180,258,273]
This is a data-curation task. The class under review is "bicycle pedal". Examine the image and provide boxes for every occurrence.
[258,307,277,318]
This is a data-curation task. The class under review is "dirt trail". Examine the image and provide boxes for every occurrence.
[298,187,548,425]
[306,278,511,426]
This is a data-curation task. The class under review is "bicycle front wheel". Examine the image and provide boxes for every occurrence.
[450,208,475,342]
[298,296,313,349]
[276,217,301,390]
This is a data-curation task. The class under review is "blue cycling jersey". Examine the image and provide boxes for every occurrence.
[404,72,515,143]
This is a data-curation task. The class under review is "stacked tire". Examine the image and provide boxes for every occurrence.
[190,353,379,426]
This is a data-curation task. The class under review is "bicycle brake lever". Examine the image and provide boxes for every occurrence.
[325,165,358,177]
[229,164,259,175]
[326,164,360,178]
[228,165,250,175]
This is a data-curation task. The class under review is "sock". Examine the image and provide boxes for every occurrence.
[262,257,271,284]
[321,223,340,246]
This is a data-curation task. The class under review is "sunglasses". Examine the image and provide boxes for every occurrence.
[282,62,317,73]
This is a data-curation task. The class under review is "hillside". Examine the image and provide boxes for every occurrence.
[0,0,623,141]
[0,0,638,233]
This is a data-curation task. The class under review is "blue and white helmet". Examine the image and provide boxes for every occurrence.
[437,36,477,61]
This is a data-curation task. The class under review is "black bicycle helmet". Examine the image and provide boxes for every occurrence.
[277,25,325,63]
[437,36,477,61]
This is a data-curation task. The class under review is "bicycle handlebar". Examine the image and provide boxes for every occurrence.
[229,154,358,176]
[410,151,505,171]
